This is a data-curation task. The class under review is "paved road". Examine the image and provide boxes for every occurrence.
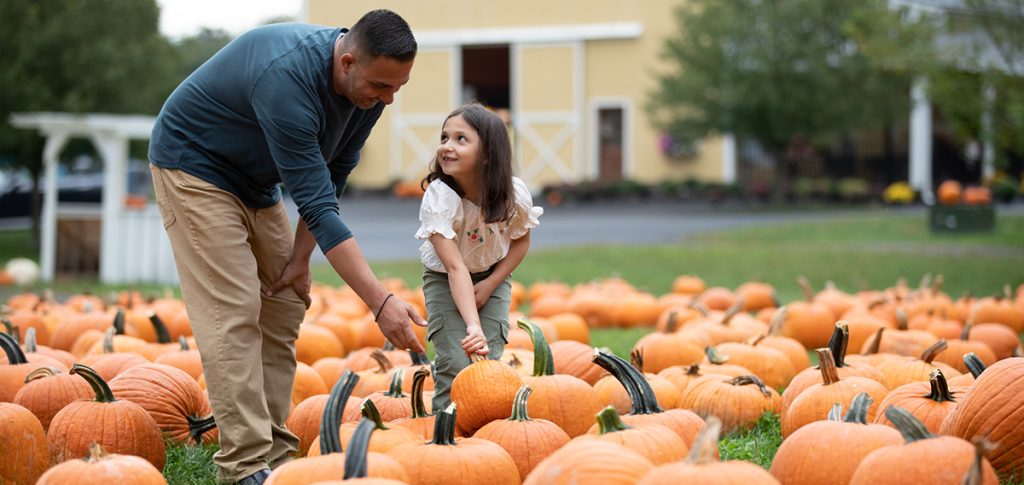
[287,197,1024,264]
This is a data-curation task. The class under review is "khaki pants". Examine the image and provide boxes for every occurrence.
[423,266,511,413]
[151,165,305,482]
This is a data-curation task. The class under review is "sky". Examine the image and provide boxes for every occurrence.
[156,0,303,39]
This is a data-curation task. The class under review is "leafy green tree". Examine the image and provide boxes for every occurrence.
[0,0,177,247]
[647,0,936,198]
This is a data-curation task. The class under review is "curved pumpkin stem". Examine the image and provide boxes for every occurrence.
[409,350,430,366]
[843,393,873,424]
[343,417,377,480]
[370,349,393,372]
[469,353,486,364]
[518,318,554,376]
[0,331,28,364]
[767,306,788,337]
[102,327,116,354]
[592,348,662,414]
[816,348,840,386]
[594,406,632,435]
[630,348,645,372]
[827,322,850,368]
[409,367,432,419]
[722,297,744,326]
[70,363,117,403]
[920,339,948,364]
[688,300,710,318]
[730,375,772,398]
[962,438,995,485]
[361,398,392,431]
[320,370,360,455]
[963,353,987,379]
[686,364,702,376]
[687,416,723,465]
[149,313,172,343]
[663,311,679,333]
[24,366,58,383]
[925,369,955,403]
[895,308,908,331]
[187,414,217,444]
[429,403,458,446]
[885,406,933,443]
[862,327,885,356]
[509,385,533,422]
[797,276,814,302]
[179,336,190,351]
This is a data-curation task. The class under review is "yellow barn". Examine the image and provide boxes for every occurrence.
[306,0,732,192]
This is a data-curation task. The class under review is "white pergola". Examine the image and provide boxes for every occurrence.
[8,112,178,284]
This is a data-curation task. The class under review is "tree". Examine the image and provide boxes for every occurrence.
[0,0,178,248]
[647,0,936,198]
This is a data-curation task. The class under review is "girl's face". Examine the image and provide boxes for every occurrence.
[437,114,481,184]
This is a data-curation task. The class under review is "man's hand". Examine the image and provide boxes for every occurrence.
[265,260,312,308]
[376,294,428,352]
[473,278,497,309]
[461,324,489,356]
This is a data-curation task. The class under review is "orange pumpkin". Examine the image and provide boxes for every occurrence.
[36,443,166,485]
[937,180,962,205]
[550,340,608,384]
[575,406,687,465]
[0,402,50,485]
[13,366,93,430]
[638,417,779,484]
[782,348,889,438]
[474,385,571,480]
[108,363,217,445]
[450,354,524,435]
[389,367,437,440]
[524,439,654,484]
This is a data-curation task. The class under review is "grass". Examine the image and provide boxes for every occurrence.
[2,211,1023,483]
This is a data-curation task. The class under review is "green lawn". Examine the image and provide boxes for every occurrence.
[3,212,1023,483]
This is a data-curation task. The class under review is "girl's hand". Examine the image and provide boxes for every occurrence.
[461,324,489,356]
[473,279,497,309]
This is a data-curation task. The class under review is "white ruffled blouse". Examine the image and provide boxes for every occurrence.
[416,177,543,273]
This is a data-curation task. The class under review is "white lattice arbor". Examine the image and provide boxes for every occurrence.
[9,112,178,284]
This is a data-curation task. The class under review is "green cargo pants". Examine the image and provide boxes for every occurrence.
[422,266,511,413]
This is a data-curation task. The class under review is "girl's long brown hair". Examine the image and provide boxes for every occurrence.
[422,103,516,223]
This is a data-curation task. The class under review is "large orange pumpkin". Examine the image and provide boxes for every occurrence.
[13,366,93,430]
[450,354,524,435]
[638,417,780,484]
[0,402,50,485]
[474,385,571,480]
[524,439,654,484]
[108,363,217,445]
[36,443,166,485]
[782,348,889,438]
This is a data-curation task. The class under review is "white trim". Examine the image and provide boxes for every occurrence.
[299,0,310,23]
[573,41,585,181]
[511,44,522,174]
[910,77,934,204]
[450,46,463,108]
[588,98,633,180]
[415,22,643,48]
[722,133,737,184]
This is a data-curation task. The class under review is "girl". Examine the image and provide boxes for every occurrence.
[416,103,543,412]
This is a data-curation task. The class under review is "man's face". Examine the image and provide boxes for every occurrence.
[333,50,413,109]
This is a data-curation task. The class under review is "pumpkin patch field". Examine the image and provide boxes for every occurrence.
[2,214,1024,484]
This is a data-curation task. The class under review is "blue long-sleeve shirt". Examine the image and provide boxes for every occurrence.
[149,23,384,253]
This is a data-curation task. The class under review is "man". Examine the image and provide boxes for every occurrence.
[148,10,425,485]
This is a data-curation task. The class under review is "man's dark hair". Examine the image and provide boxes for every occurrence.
[347,9,417,62]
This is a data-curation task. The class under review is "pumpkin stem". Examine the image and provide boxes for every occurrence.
[24,366,58,383]
[705,346,729,365]
[469,353,486,363]
[828,321,850,368]
[179,336,190,351]
[320,370,360,455]
[70,363,117,403]
[384,368,407,399]
[361,398,391,431]
[797,276,815,302]
[112,308,126,335]
[509,385,533,421]
[959,322,973,341]
[827,403,844,422]
[767,306,788,337]
[931,274,944,295]
[722,297,744,325]
[730,375,772,397]
[663,311,679,333]
[409,367,433,419]
[370,349,393,372]
[885,406,933,443]
[594,406,632,435]
[688,300,710,318]
[920,339,948,364]
[429,403,458,446]
[962,438,996,485]
[918,273,932,292]
[963,353,987,379]
[816,348,840,385]
[0,317,19,344]
[0,331,28,364]
[86,442,109,463]
[896,308,908,331]
[746,334,766,347]
[24,327,38,353]
[862,327,885,356]
[149,313,172,343]
[592,348,662,415]
[187,414,218,444]
[409,351,430,366]
[686,416,723,465]
[686,364,702,376]
[630,348,645,372]
[843,393,873,424]
[925,369,955,403]
[518,318,554,376]
[342,417,376,480]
